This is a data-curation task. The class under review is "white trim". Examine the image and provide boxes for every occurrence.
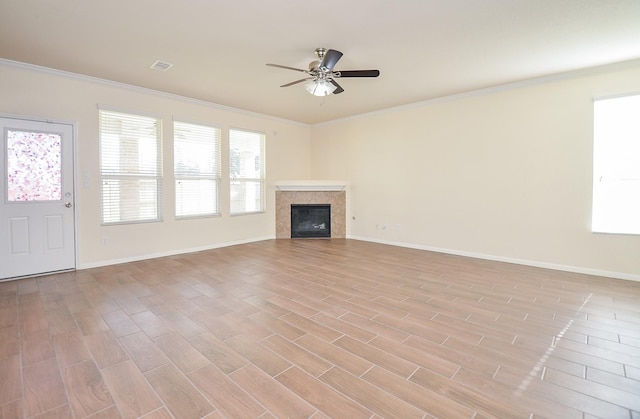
[0,58,308,127]
[5,56,640,127]
[276,180,347,191]
[349,235,640,283]
[0,111,77,127]
[97,103,163,121]
[78,235,275,270]
[313,58,640,127]
[71,233,640,282]
[593,90,640,102]
[71,121,80,274]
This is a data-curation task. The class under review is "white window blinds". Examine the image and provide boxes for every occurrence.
[230,128,265,215]
[99,109,162,224]
[174,121,221,218]
[592,94,640,234]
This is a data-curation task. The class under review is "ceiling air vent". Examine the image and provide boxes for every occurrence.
[150,60,173,71]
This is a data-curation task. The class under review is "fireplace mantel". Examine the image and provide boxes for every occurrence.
[275,180,347,192]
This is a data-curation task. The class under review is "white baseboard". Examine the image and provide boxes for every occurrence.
[78,235,275,270]
[78,234,639,283]
[348,235,640,283]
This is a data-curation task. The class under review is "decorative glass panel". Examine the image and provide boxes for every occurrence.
[6,130,62,202]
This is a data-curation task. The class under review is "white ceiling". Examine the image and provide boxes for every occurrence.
[2,0,640,124]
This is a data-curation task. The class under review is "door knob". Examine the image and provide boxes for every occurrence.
[65,202,72,208]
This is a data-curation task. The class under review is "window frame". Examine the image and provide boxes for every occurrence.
[229,128,265,216]
[99,108,163,225]
[592,93,640,235]
[173,120,222,219]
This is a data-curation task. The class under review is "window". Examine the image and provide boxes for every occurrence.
[230,128,265,215]
[592,94,640,234]
[99,109,162,224]
[174,121,221,218]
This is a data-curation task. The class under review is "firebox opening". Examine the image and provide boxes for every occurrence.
[291,204,331,238]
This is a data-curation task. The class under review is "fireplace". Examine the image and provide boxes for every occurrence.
[291,204,331,238]
[275,181,347,239]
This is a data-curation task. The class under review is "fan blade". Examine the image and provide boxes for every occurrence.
[330,79,344,94]
[266,63,309,73]
[280,78,312,87]
[335,70,380,78]
[320,49,343,71]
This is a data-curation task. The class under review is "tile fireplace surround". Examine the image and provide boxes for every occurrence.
[275,181,347,239]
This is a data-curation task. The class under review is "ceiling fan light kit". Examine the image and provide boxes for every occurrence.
[304,79,337,96]
[267,48,380,96]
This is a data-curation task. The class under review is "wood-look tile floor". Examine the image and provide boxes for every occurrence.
[1,239,639,418]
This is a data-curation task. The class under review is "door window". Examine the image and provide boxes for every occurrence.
[6,130,62,202]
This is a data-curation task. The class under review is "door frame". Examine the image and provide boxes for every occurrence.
[1,112,79,280]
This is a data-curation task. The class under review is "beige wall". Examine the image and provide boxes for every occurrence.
[2,60,639,280]
[0,63,312,268]
[310,64,640,280]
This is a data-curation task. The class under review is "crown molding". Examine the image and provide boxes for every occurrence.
[313,57,640,127]
[0,58,308,127]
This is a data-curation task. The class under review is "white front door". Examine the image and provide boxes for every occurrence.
[0,116,76,280]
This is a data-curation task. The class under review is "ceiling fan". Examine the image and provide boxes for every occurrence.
[266,48,380,96]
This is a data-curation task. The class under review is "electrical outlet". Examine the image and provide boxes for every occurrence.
[101,237,110,246]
